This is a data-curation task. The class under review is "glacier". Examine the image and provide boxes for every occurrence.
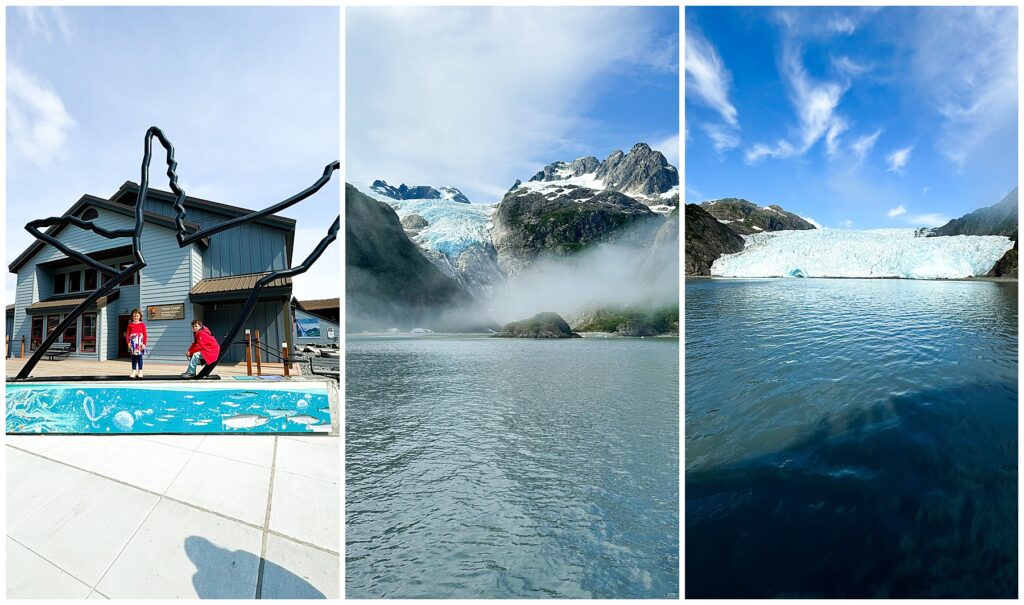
[711,228,1014,279]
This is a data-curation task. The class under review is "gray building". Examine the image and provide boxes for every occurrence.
[8,182,298,364]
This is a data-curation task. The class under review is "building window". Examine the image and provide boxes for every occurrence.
[119,262,138,286]
[84,269,98,291]
[30,316,43,350]
[80,208,99,221]
[62,316,77,351]
[46,314,61,340]
[68,270,82,293]
[53,273,66,295]
[81,313,96,353]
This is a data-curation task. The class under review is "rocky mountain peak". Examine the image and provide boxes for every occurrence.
[700,198,816,235]
[370,179,471,204]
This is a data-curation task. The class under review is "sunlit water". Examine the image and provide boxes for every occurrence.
[6,382,331,434]
[686,278,1017,598]
[346,335,679,598]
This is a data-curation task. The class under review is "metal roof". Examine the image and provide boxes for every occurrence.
[296,298,339,311]
[25,291,120,313]
[190,273,292,297]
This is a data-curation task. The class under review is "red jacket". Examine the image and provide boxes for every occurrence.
[187,326,220,361]
[126,322,147,352]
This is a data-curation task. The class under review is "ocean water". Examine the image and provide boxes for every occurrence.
[685,278,1018,598]
[346,334,679,598]
[6,382,331,434]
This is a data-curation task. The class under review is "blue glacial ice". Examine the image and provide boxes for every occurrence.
[711,228,1015,279]
[389,198,495,257]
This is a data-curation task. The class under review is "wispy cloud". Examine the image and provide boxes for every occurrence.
[851,129,881,161]
[6,64,76,167]
[348,7,677,201]
[907,213,949,227]
[746,41,850,163]
[745,139,795,163]
[18,7,72,43]
[702,124,739,154]
[831,55,870,76]
[685,26,737,127]
[909,7,1017,169]
[652,133,680,167]
[886,145,913,172]
[826,15,859,35]
[840,219,854,228]
[886,204,907,218]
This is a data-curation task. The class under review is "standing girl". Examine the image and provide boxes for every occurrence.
[126,308,148,378]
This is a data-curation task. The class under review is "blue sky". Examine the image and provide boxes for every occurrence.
[347,6,679,203]
[6,6,340,301]
[686,7,1018,229]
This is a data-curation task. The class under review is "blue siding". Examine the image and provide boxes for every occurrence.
[202,300,289,363]
[133,195,289,277]
[136,226,200,362]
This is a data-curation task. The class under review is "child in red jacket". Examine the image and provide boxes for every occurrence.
[183,319,221,378]
[126,308,148,378]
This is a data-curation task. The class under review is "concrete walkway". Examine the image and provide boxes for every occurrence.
[6,434,339,599]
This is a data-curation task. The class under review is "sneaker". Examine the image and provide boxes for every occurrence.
[130,370,137,379]
[180,372,194,379]
[137,372,144,378]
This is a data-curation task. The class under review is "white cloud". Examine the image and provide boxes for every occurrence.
[801,215,822,228]
[922,186,930,195]
[825,117,848,155]
[347,7,677,201]
[886,145,913,172]
[887,204,907,218]
[908,7,1017,168]
[840,219,854,228]
[746,42,849,162]
[685,26,737,127]
[745,140,795,163]
[6,64,76,167]
[832,55,870,76]
[826,15,858,34]
[702,124,739,154]
[652,133,680,167]
[851,129,881,161]
[907,213,949,227]
[18,7,72,43]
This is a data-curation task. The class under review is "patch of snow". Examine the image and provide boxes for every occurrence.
[712,228,1014,279]
[751,225,763,231]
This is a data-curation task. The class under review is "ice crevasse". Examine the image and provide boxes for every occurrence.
[711,228,1015,279]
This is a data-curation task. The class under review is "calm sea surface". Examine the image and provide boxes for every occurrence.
[346,335,678,598]
[686,278,1017,598]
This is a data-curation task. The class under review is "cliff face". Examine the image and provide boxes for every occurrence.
[491,186,660,278]
[345,184,465,326]
[931,189,1018,238]
[700,198,817,235]
[685,204,745,276]
[931,188,1018,277]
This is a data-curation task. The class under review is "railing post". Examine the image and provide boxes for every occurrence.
[282,341,290,377]
[21,336,25,359]
[244,329,253,376]
[254,329,262,376]
[6,334,9,358]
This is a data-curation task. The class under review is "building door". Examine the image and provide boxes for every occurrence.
[117,314,131,358]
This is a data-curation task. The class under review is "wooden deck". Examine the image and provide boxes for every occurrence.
[5,357,296,380]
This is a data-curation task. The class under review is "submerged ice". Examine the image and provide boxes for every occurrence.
[711,229,1014,279]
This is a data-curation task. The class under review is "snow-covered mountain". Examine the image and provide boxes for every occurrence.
[513,142,679,211]
[370,179,471,204]
[711,229,1014,279]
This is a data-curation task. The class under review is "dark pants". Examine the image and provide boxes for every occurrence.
[131,354,144,370]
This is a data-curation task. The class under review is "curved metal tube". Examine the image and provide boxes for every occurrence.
[16,128,339,381]
[15,126,178,380]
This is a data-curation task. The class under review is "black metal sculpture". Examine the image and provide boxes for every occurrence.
[14,127,339,381]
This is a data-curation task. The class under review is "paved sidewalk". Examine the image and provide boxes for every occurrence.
[6,434,339,599]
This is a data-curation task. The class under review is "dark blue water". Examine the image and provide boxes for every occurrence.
[346,335,678,598]
[685,278,1017,598]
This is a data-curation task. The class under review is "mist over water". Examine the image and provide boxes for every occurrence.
[486,237,679,323]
